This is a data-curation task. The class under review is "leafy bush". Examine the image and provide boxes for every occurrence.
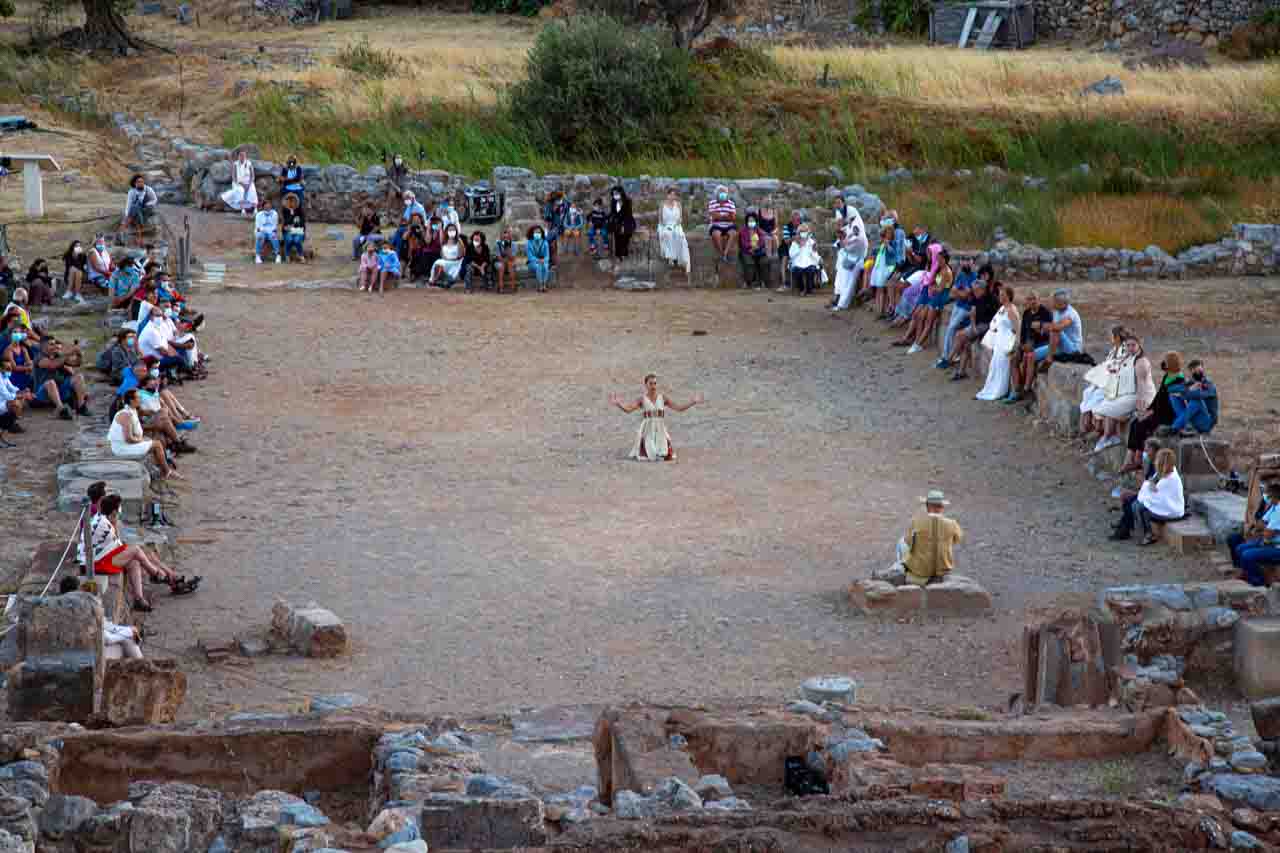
[472,0,550,15]
[506,13,699,156]
[0,0,13,17]
[334,37,407,79]
[879,0,930,35]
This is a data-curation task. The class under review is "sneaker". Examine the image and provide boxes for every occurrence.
[255,255,263,264]
[58,405,73,421]
[907,343,923,354]
[1001,393,1020,405]
[61,291,72,300]
[935,358,950,370]
[176,419,199,431]
[1093,438,1110,453]
[76,404,90,417]
[275,256,282,264]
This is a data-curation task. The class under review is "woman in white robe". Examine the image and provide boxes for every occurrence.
[657,190,691,274]
[220,150,259,216]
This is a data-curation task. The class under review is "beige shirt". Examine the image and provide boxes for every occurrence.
[904,512,964,583]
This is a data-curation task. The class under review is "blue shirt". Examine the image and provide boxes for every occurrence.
[401,202,426,224]
[377,250,401,275]
[1054,306,1084,354]
[951,270,977,307]
[117,369,141,397]
[1264,503,1280,533]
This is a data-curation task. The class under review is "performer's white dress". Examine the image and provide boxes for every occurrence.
[976,306,1016,400]
[630,394,673,461]
[657,203,691,273]
[221,159,259,212]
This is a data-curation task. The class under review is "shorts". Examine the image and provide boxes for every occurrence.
[709,223,737,236]
[94,544,127,575]
[1033,345,1055,362]
[926,291,950,310]
[562,228,581,237]
[34,378,73,404]
[965,322,990,341]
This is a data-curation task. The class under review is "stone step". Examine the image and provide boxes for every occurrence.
[1161,516,1215,555]
[1188,490,1249,543]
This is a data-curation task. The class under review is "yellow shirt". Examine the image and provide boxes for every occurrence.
[904,512,964,584]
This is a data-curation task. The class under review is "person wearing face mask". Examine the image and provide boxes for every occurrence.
[436,198,460,231]
[376,241,401,294]
[222,150,258,217]
[31,337,89,420]
[393,191,428,256]
[385,154,410,210]
[526,226,552,292]
[464,231,493,292]
[1,358,33,443]
[737,214,771,288]
[136,374,197,453]
[281,194,307,263]
[99,328,141,385]
[279,156,306,209]
[62,241,89,303]
[1121,351,1186,470]
[254,198,282,265]
[429,224,467,289]
[562,201,585,257]
[495,228,518,293]
[607,185,636,260]
[887,224,931,317]
[124,174,159,231]
[1,322,35,394]
[137,299,190,374]
[352,203,383,261]
[3,289,39,345]
[87,236,114,288]
[586,198,610,257]
[409,215,442,282]
[657,190,691,275]
[1169,359,1218,437]
[708,185,737,263]
[0,254,13,295]
[541,191,566,268]
[787,222,823,296]
[23,258,55,307]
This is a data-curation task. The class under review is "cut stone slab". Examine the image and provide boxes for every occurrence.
[1235,618,1280,700]
[57,477,146,518]
[1163,516,1215,554]
[594,707,700,805]
[1203,773,1280,811]
[513,704,603,743]
[56,460,150,516]
[6,652,98,722]
[271,600,348,658]
[848,575,992,617]
[102,658,187,726]
[801,675,856,704]
[1251,697,1280,739]
[1189,491,1249,543]
[418,794,546,849]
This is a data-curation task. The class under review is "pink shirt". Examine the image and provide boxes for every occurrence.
[359,252,379,273]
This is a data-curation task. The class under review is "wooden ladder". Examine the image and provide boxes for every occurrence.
[973,11,1003,49]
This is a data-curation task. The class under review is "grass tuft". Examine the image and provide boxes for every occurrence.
[333,37,409,80]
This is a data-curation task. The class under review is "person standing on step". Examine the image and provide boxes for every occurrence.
[221,150,258,217]
[607,186,636,260]
[279,156,306,210]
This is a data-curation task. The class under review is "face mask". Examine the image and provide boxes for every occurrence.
[533,232,543,241]
[166,309,176,319]
[880,218,894,228]
[73,246,83,255]
[12,333,25,343]
[1142,451,1150,464]
[95,243,105,251]
[447,230,457,238]
[125,338,136,348]
[149,369,160,379]
[799,232,810,240]
[717,193,727,201]
[472,240,481,247]
[747,220,757,228]
[432,224,440,231]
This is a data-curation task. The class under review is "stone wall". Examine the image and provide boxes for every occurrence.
[1037,0,1265,45]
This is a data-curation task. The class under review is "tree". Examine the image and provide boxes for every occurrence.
[78,0,147,52]
[655,0,730,49]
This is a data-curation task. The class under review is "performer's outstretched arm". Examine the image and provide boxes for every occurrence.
[608,393,642,414]
[666,393,705,413]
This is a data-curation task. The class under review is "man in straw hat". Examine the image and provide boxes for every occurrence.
[899,489,964,587]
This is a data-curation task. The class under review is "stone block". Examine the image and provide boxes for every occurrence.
[17,592,103,662]
[1162,517,1215,554]
[130,783,223,853]
[271,600,348,658]
[910,763,1007,801]
[1252,697,1280,739]
[847,579,898,614]
[1178,437,1231,478]
[1023,612,1108,708]
[56,460,149,518]
[1203,774,1280,811]
[926,576,993,616]
[39,793,98,839]
[1036,362,1089,437]
[102,658,187,725]
[1235,618,1280,699]
[418,794,546,849]
[6,653,97,722]
[1189,491,1249,543]
[594,708,700,804]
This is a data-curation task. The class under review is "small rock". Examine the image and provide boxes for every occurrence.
[386,842,429,853]
[946,835,971,853]
[236,637,269,658]
[613,790,655,819]
[801,675,856,704]
[703,796,751,811]
[694,775,733,802]
[309,693,366,714]
[1082,76,1125,97]
[562,806,591,823]
[1230,751,1268,772]
[278,801,329,827]
[1232,830,1263,849]
[785,700,825,717]
[655,777,702,810]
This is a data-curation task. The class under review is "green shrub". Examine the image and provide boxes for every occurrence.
[505,13,700,156]
[334,37,407,79]
[879,0,930,34]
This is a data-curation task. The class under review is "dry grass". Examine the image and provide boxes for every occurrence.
[1056,193,1225,251]
[772,46,1280,124]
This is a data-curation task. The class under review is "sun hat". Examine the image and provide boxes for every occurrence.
[919,489,950,506]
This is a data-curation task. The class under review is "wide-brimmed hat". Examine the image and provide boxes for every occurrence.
[919,489,950,506]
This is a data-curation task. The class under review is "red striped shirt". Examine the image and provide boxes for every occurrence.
[708,199,736,223]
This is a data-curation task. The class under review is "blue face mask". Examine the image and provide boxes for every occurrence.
[533,233,544,241]
[717,193,727,201]
[11,333,25,343]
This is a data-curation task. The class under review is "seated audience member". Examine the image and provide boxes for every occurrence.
[947,276,998,381]
[429,224,466,288]
[402,214,429,280]
[891,240,944,329]
[85,493,191,612]
[87,235,114,289]
[109,389,177,479]
[886,224,931,317]
[562,200,585,257]
[357,240,380,292]
[375,241,401,294]
[657,190,691,275]
[1170,359,1218,436]
[777,210,802,290]
[1232,481,1280,586]
[464,231,493,292]
[109,258,143,312]
[898,490,964,586]
[24,258,55,306]
[281,193,307,262]
[392,191,428,256]
[936,263,987,369]
[1,324,35,393]
[124,174,159,230]
[867,224,895,315]
[1040,288,1084,364]
[787,222,822,296]
[1121,351,1185,470]
[899,248,954,353]
[62,240,88,303]
[586,199,610,257]
[1082,334,1151,453]
[98,329,139,385]
[542,192,566,268]
[352,202,383,261]
[254,199,282,264]
[4,291,37,345]
[1111,447,1184,545]
[495,228,518,293]
[31,336,89,420]
[738,213,771,288]
[1006,290,1054,402]
[526,226,552,293]
[1,357,34,441]
[0,254,13,293]
[607,185,636,259]
[435,197,460,232]
[137,298,200,378]
[58,576,144,659]
[137,371,196,453]
[279,155,306,209]
[708,185,738,263]
[832,209,869,311]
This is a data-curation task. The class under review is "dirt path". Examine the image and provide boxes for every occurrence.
[148,247,1215,720]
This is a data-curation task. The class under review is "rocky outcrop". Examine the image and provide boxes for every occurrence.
[1038,0,1262,46]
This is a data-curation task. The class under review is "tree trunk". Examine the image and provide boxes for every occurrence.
[80,0,144,52]
[661,0,727,49]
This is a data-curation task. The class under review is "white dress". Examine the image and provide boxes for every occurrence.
[108,408,153,458]
[833,212,868,310]
[221,159,259,211]
[629,394,672,461]
[976,306,1016,400]
[869,243,894,289]
[431,241,465,281]
[657,203,691,272]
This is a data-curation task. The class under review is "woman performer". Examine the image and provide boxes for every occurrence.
[609,374,704,462]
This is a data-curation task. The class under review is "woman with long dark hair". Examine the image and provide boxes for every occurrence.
[607,185,636,259]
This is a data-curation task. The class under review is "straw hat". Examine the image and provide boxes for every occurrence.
[919,489,950,506]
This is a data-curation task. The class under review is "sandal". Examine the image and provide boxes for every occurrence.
[1139,535,1158,546]
[132,599,154,613]
[170,576,201,595]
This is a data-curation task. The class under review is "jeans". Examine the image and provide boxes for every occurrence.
[1230,533,1261,567]
[255,234,280,257]
[587,225,610,252]
[792,266,818,295]
[942,304,972,360]
[283,233,305,258]
[529,258,550,285]
[127,200,153,225]
[1116,495,1180,537]
[739,253,770,287]
[392,226,409,255]
[464,263,492,291]
[1240,543,1280,586]
[1171,396,1213,434]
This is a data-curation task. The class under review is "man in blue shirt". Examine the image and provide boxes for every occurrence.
[1034,288,1084,364]
[936,263,986,369]
[1237,481,1280,586]
[392,191,427,256]
[1170,359,1219,436]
